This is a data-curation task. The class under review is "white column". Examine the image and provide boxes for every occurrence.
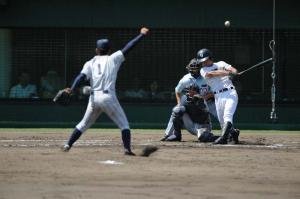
[0,29,11,98]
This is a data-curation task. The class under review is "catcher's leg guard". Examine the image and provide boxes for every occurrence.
[169,112,182,141]
[165,106,184,141]
[214,122,233,144]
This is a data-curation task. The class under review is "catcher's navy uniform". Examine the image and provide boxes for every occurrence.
[165,86,218,142]
[163,64,217,141]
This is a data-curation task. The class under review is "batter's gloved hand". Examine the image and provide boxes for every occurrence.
[53,88,72,106]
[228,71,238,78]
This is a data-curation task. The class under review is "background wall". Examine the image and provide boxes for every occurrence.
[0,0,299,129]
[0,0,298,28]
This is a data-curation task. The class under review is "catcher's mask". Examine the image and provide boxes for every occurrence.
[186,58,201,77]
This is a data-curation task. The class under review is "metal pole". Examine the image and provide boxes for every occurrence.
[64,30,68,86]
[270,0,278,122]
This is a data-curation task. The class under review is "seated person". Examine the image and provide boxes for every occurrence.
[40,70,63,98]
[9,72,37,98]
[147,80,170,100]
[148,80,159,99]
[124,77,147,99]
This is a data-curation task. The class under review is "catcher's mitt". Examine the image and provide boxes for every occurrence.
[53,89,72,106]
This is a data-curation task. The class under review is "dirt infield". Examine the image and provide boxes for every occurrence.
[0,129,299,199]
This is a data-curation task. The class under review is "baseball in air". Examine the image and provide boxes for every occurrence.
[224,20,231,27]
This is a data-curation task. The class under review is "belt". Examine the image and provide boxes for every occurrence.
[213,87,234,94]
[91,90,109,95]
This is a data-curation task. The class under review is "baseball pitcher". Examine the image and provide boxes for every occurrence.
[60,27,149,155]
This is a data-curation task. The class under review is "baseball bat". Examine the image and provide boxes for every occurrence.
[238,58,273,75]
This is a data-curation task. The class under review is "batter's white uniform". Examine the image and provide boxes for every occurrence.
[76,50,129,132]
[200,61,238,127]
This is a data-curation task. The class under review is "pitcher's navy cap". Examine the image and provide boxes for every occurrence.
[96,39,110,50]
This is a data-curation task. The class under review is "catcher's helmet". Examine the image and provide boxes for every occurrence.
[197,48,212,62]
[186,58,201,73]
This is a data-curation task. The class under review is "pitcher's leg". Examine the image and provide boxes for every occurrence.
[63,100,102,151]
[102,98,135,155]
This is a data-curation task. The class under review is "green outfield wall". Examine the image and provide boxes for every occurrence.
[0,102,299,130]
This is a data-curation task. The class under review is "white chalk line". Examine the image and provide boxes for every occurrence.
[0,139,298,149]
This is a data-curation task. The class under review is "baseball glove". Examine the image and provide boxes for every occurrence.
[53,89,72,106]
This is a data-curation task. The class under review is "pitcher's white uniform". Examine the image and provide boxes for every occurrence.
[200,61,238,127]
[76,50,129,132]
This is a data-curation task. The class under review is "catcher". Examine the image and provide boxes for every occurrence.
[163,84,219,142]
[161,58,218,142]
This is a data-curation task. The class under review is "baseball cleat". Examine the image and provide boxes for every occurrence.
[165,134,182,142]
[61,144,71,152]
[213,136,228,144]
[160,135,170,141]
[229,129,240,144]
[124,149,136,156]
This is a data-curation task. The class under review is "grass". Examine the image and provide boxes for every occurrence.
[0,128,299,135]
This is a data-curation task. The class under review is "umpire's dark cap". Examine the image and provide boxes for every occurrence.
[96,39,110,50]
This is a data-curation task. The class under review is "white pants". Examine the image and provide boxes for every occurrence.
[76,91,129,133]
[214,89,238,127]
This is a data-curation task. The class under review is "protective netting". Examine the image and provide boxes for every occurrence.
[1,28,299,103]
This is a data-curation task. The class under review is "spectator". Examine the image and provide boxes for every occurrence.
[9,72,37,98]
[40,70,63,98]
[147,80,168,100]
[124,77,147,99]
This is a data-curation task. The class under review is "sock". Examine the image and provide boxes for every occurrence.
[67,128,82,147]
[121,129,131,151]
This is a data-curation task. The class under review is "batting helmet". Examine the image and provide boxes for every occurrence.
[197,48,212,62]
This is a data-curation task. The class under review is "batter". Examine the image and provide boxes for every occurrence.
[198,48,239,144]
